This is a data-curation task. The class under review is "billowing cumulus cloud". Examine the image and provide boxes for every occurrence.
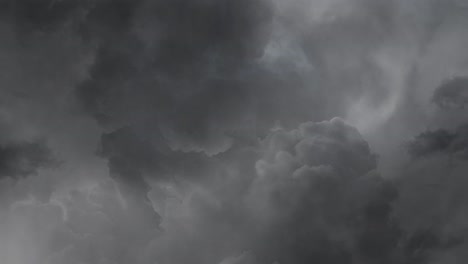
[2,0,468,264]
[246,118,391,264]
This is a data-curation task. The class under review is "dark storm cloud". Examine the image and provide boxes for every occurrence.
[74,0,276,206]
[74,0,401,195]
[142,118,394,264]
[2,0,140,35]
[407,123,468,160]
[3,0,468,264]
[234,118,463,264]
[407,129,456,159]
[75,0,468,196]
[433,76,468,109]
[140,118,462,264]
[76,0,275,135]
[246,118,391,264]
[0,139,52,179]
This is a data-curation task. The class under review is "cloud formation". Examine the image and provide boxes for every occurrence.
[0,139,52,179]
[433,77,468,109]
[2,0,468,264]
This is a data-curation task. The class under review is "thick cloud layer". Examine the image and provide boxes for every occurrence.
[0,139,52,179]
[2,0,468,264]
[407,124,468,160]
[433,77,468,109]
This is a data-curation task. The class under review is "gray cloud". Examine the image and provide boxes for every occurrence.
[407,123,468,160]
[0,140,52,179]
[2,0,468,264]
[433,77,468,109]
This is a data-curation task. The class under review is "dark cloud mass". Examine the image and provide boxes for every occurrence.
[2,0,468,263]
[408,124,468,160]
[433,77,468,109]
[0,139,52,179]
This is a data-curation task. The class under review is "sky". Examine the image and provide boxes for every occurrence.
[1,0,468,263]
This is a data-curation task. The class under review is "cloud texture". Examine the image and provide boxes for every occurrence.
[2,0,468,263]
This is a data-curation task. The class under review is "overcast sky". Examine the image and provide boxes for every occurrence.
[1,0,468,263]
